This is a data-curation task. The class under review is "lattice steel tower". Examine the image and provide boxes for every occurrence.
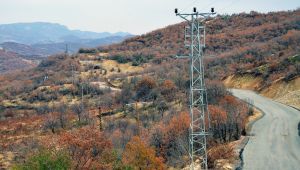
[175,7,215,170]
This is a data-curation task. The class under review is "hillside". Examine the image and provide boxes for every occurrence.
[0,10,299,169]
[0,50,251,169]
[0,22,133,73]
[98,10,299,80]
[0,36,131,57]
[96,10,300,108]
[0,49,37,74]
[0,42,48,57]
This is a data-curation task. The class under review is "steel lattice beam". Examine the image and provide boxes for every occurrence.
[175,8,215,170]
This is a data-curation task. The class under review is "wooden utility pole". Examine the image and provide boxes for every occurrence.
[135,101,140,136]
[71,63,75,98]
[97,107,103,131]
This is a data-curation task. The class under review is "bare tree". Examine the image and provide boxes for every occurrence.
[154,98,168,118]
[99,94,113,110]
[43,116,59,133]
[56,103,68,128]
[71,103,84,123]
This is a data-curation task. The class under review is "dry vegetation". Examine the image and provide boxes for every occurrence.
[0,52,250,169]
[0,10,299,169]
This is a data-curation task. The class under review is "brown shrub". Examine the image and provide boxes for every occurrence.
[207,144,234,168]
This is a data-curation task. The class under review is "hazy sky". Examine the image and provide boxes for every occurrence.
[0,0,299,35]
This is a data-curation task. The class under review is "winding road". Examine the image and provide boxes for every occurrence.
[231,89,300,170]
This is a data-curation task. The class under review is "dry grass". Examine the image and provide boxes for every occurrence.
[245,108,263,133]
[207,143,235,169]
[223,74,263,90]
[101,60,144,76]
[261,77,300,109]
[1,100,18,107]
[98,52,109,57]
[275,90,300,109]
[261,77,299,98]
[0,152,14,169]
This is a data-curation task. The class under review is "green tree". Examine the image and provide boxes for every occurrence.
[13,149,71,170]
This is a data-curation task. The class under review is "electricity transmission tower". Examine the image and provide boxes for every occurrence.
[65,44,69,55]
[175,7,215,170]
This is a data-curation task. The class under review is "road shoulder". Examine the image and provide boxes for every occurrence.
[235,107,264,169]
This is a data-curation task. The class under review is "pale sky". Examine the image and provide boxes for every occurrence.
[0,0,299,35]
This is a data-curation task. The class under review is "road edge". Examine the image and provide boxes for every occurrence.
[234,101,265,170]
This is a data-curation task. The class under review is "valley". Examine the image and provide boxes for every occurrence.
[0,22,132,74]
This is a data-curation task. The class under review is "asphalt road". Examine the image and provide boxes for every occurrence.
[231,89,300,170]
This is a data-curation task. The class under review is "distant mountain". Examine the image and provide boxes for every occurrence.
[0,22,133,73]
[0,22,132,44]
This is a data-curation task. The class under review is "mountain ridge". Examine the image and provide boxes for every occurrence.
[0,22,132,44]
[0,35,132,57]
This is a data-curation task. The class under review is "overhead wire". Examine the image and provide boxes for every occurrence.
[217,0,242,14]
[198,0,220,12]
[182,0,220,13]
[181,0,242,14]
[182,0,199,12]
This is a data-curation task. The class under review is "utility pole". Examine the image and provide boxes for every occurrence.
[135,101,140,136]
[70,63,76,98]
[65,44,69,55]
[97,107,103,131]
[81,84,84,112]
[175,7,215,170]
[71,64,75,85]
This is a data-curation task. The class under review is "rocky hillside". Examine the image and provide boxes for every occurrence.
[224,70,300,109]
[0,49,37,74]
[95,10,300,108]
[97,10,299,81]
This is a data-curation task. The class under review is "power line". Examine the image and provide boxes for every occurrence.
[218,0,242,14]
[65,44,69,55]
[199,0,220,12]
[183,0,242,15]
[182,0,199,12]
[183,0,219,13]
